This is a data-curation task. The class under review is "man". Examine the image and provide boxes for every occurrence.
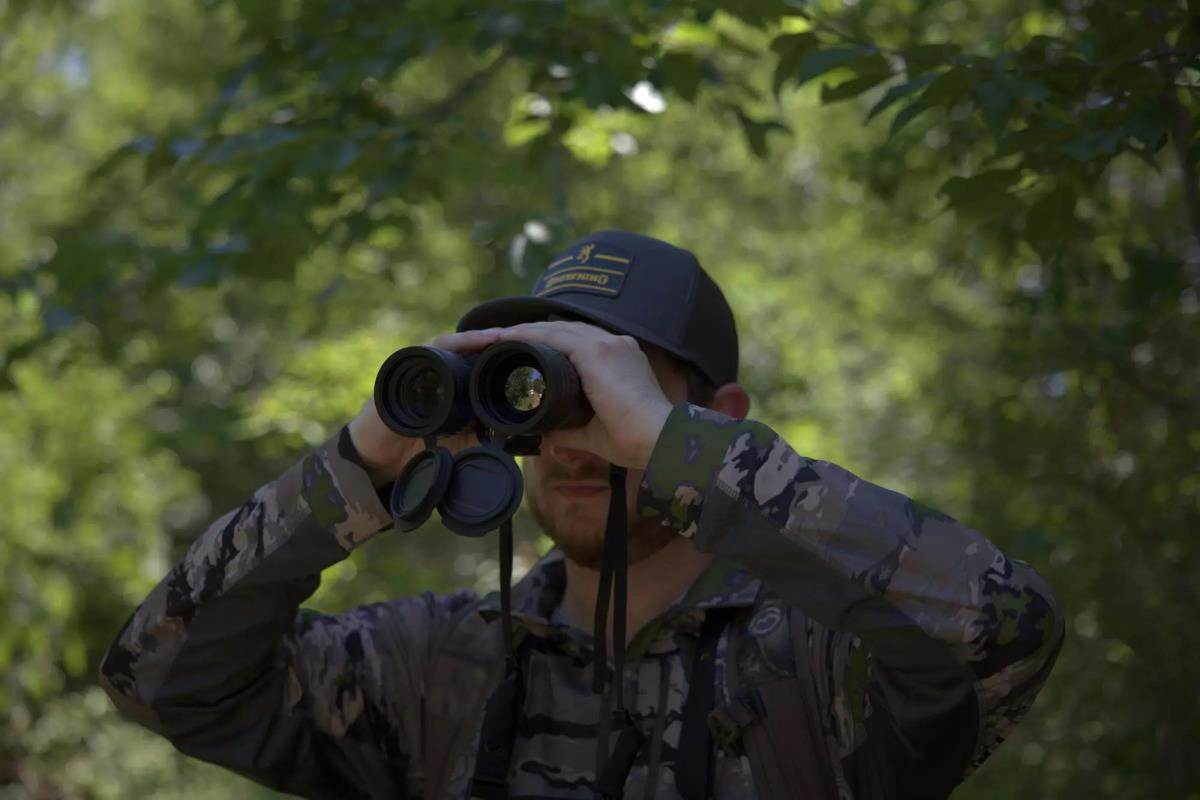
[100,230,1065,799]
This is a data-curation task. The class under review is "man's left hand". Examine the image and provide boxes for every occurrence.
[492,320,673,469]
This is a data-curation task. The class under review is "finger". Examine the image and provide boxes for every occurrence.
[504,319,608,338]
[427,328,504,352]
[493,321,594,355]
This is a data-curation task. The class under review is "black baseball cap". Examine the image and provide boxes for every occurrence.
[457,230,738,387]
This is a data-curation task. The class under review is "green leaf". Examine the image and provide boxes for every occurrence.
[143,140,179,183]
[923,65,981,105]
[866,72,938,121]
[201,127,305,166]
[974,76,1052,144]
[770,32,819,95]
[87,136,156,183]
[655,52,705,102]
[1122,106,1171,152]
[989,125,1073,161]
[716,30,763,57]
[1059,128,1124,161]
[938,169,1023,218]
[821,72,893,103]
[1006,77,1051,104]
[504,116,550,147]
[1025,181,1083,260]
[725,0,794,26]
[1017,34,1077,68]
[1098,63,1167,95]
[974,80,1012,138]
[573,63,626,108]
[788,46,877,90]
[888,99,931,137]
[734,110,790,159]
[903,43,963,75]
[818,52,893,103]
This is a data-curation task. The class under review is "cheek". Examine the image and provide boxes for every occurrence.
[663,384,689,406]
[521,455,545,485]
[649,360,690,406]
[521,456,557,510]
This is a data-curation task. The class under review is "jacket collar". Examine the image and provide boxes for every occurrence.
[478,547,761,642]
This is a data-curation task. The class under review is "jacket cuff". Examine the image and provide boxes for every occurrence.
[336,424,399,506]
[636,403,774,538]
[302,425,395,551]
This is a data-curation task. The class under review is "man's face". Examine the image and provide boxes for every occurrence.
[521,345,690,569]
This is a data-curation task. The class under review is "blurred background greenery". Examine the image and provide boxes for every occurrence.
[1,0,1197,797]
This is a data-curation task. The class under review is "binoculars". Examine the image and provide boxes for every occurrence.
[373,340,593,439]
[371,340,593,537]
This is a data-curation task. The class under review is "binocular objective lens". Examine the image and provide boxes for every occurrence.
[503,366,545,413]
[404,366,445,417]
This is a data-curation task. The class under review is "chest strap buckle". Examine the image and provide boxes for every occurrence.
[706,687,765,757]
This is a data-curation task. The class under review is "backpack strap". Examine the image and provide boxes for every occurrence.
[675,608,735,800]
[594,711,645,800]
[706,601,841,800]
[469,631,534,799]
[783,604,841,799]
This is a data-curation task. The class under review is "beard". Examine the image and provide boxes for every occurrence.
[524,463,678,570]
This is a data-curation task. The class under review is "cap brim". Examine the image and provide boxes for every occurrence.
[458,296,709,380]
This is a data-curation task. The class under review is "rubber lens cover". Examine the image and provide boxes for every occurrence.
[438,446,524,538]
[389,446,454,532]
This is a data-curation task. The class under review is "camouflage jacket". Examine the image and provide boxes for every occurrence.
[100,402,1065,799]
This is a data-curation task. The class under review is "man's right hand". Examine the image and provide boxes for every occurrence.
[347,327,506,485]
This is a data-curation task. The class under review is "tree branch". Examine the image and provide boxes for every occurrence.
[1167,88,1200,246]
[405,48,512,126]
[789,10,1195,78]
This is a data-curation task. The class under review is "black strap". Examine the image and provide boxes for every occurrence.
[676,609,733,800]
[610,465,629,714]
[592,464,641,799]
[499,519,517,672]
[595,712,645,800]
[471,666,524,800]
[471,518,523,799]
[591,465,627,697]
[475,459,639,799]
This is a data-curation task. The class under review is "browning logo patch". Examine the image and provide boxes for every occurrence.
[534,242,633,299]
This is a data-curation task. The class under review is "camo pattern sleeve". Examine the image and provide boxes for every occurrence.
[97,424,443,797]
[638,403,1065,788]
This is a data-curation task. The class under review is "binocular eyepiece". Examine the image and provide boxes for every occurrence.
[373,340,593,439]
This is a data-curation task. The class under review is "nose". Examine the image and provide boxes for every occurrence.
[542,432,605,471]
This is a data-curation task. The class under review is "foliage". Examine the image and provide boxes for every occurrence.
[1,0,1196,797]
